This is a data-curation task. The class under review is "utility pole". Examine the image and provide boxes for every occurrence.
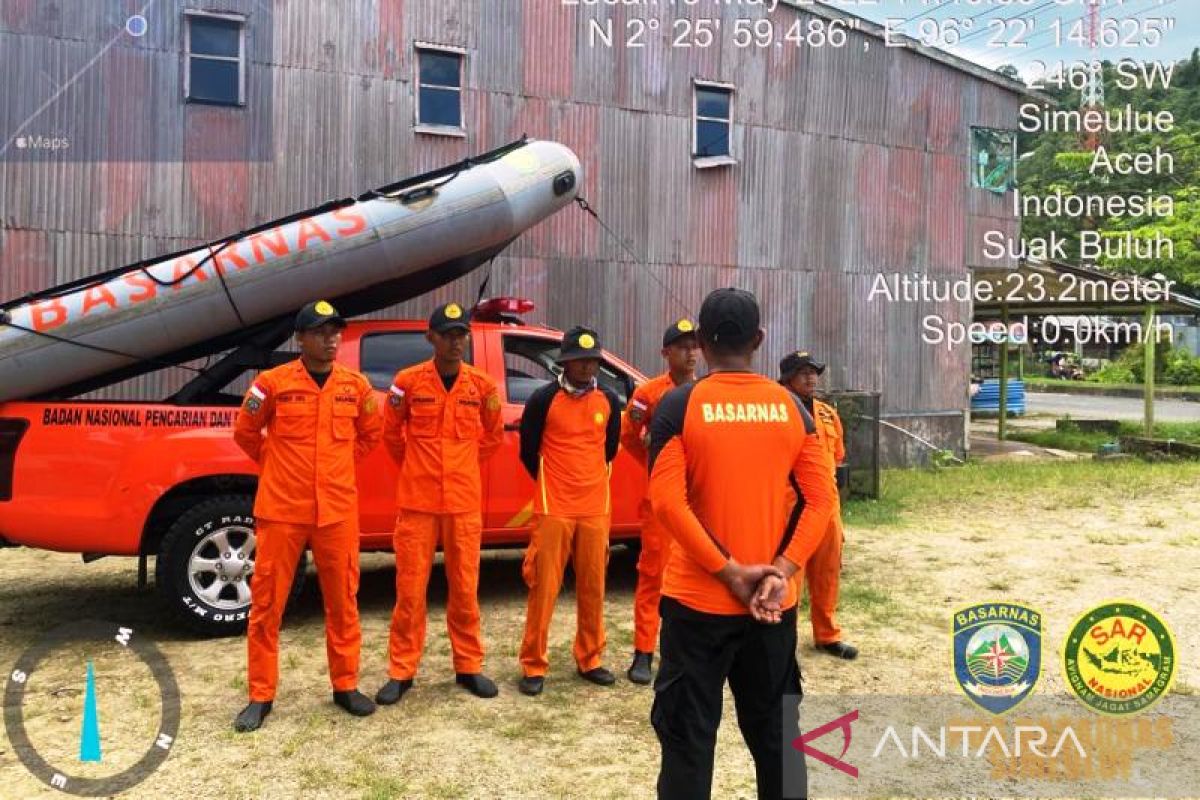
[1081,0,1105,153]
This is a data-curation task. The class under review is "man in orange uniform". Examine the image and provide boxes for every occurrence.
[516,326,622,696]
[648,289,837,800]
[232,300,383,733]
[779,350,858,660]
[375,302,504,704]
[621,318,699,685]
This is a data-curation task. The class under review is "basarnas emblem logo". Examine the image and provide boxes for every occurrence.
[952,602,1042,715]
[1063,600,1175,716]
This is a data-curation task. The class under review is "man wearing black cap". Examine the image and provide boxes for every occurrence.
[620,318,699,685]
[646,288,838,799]
[516,326,622,696]
[376,302,504,703]
[780,351,858,661]
[233,300,383,732]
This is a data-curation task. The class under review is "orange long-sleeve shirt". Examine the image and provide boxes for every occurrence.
[620,372,687,468]
[520,381,621,518]
[813,397,846,465]
[382,360,503,514]
[234,359,383,526]
[647,372,837,616]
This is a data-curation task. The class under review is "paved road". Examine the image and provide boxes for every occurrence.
[1027,391,1200,422]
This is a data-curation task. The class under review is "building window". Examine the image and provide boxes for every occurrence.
[971,127,1017,194]
[185,12,245,106]
[693,82,735,167]
[416,45,465,134]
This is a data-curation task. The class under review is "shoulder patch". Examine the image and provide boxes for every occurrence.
[244,382,267,414]
[388,383,405,407]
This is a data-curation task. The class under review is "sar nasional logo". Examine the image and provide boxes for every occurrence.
[1063,601,1176,716]
[952,602,1042,715]
[4,620,181,796]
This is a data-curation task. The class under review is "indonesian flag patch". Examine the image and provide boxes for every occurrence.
[244,383,267,414]
[629,397,648,423]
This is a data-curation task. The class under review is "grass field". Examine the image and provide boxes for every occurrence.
[1006,420,1200,453]
[2,459,1198,798]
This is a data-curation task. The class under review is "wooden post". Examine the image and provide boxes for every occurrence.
[1144,304,1156,436]
[999,303,1010,441]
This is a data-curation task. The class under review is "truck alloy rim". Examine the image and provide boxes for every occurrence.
[187,525,256,610]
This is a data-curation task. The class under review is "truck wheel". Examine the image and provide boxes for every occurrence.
[155,495,307,637]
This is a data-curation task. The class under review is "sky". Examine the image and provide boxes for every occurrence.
[819,0,1199,79]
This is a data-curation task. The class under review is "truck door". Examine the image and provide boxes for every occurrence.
[483,332,645,543]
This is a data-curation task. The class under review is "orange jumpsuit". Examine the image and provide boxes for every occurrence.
[620,373,686,654]
[233,360,382,702]
[788,397,846,646]
[518,381,621,677]
[382,360,503,679]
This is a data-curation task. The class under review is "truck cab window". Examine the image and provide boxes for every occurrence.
[502,335,632,406]
[360,332,473,390]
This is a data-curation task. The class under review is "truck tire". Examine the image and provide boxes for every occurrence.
[155,495,307,637]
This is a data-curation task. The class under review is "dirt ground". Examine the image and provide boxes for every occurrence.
[1,460,1197,799]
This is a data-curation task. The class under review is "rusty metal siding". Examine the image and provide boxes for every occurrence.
[2,0,1026,458]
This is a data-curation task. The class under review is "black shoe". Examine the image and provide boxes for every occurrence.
[578,666,617,686]
[817,641,859,660]
[374,679,413,706]
[518,675,544,696]
[234,701,272,733]
[627,651,653,685]
[333,689,377,717]
[456,673,499,699]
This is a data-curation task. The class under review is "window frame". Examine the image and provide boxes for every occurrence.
[358,331,473,390]
[414,42,467,137]
[500,333,634,407]
[183,10,247,107]
[969,126,1019,194]
[692,80,736,168]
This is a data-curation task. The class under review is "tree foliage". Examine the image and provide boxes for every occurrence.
[1012,50,1200,292]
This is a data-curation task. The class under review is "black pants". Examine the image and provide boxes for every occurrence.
[651,598,805,800]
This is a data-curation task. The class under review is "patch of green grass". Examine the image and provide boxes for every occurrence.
[420,779,467,799]
[836,581,896,615]
[842,496,904,528]
[359,776,410,800]
[300,764,337,791]
[1009,420,1200,453]
[1086,533,1150,546]
[1024,376,1200,395]
[1008,428,1112,453]
[882,459,1199,510]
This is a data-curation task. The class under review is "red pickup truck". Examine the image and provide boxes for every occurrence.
[0,299,648,636]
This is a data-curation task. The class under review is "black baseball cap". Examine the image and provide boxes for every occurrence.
[779,350,826,379]
[698,288,760,347]
[295,300,346,332]
[429,302,471,333]
[558,326,603,362]
[662,318,698,348]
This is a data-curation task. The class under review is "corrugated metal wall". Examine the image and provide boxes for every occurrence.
[0,0,1024,459]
